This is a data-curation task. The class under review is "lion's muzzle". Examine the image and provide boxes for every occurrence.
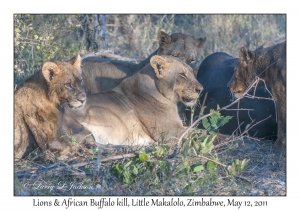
[182,83,203,107]
[69,93,87,109]
[195,84,203,94]
[227,76,245,98]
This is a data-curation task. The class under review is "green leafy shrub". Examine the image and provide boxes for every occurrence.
[111,110,248,192]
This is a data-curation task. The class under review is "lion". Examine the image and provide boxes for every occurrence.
[14,55,96,161]
[191,52,277,139]
[82,31,206,94]
[228,41,286,148]
[64,55,204,146]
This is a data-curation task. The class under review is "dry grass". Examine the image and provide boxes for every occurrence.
[14,14,285,85]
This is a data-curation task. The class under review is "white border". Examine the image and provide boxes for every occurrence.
[2,1,298,209]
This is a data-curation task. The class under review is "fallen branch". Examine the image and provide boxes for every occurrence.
[46,156,77,169]
[16,152,139,178]
[98,153,138,163]
[84,50,143,62]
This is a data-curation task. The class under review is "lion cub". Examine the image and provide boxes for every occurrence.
[14,55,94,160]
[228,41,286,149]
[64,55,203,146]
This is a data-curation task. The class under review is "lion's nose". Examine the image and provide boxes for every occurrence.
[233,89,243,94]
[78,94,87,104]
[78,98,86,104]
[195,85,203,94]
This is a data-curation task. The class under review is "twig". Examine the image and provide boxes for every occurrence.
[197,154,228,168]
[248,110,253,122]
[25,159,47,169]
[256,61,277,77]
[215,121,245,148]
[169,76,277,159]
[188,93,205,129]
[234,176,252,184]
[230,122,244,138]
[258,77,277,122]
[69,168,86,176]
[47,156,77,169]
[169,93,244,158]
[214,136,241,150]
[98,153,138,162]
[27,153,139,177]
[238,115,272,137]
[245,135,264,141]
[237,100,242,135]
[189,92,208,130]
[214,115,272,150]
[188,147,229,170]
[31,154,42,161]
[200,92,208,116]
[244,95,274,100]
[190,107,195,125]
[110,175,125,194]
[15,167,39,174]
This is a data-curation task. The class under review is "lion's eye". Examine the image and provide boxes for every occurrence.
[180,73,187,79]
[190,59,196,64]
[64,83,73,90]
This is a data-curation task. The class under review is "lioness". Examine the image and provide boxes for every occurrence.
[82,31,206,94]
[193,52,277,139]
[228,41,286,148]
[14,55,95,160]
[64,55,203,146]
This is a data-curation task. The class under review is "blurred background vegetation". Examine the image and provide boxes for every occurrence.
[14,14,286,86]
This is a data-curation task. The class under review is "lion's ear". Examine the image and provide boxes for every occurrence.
[69,54,82,73]
[239,47,253,67]
[42,62,60,82]
[150,55,168,79]
[157,31,171,49]
[196,37,206,48]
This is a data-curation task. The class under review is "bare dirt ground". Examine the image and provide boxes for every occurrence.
[215,137,286,196]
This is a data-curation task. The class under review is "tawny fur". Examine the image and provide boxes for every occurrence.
[82,31,206,94]
[14,55,95,160]
[228,41,286,148]
[64,55,204,146]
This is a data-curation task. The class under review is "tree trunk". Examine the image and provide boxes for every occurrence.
[81,14,108,52]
